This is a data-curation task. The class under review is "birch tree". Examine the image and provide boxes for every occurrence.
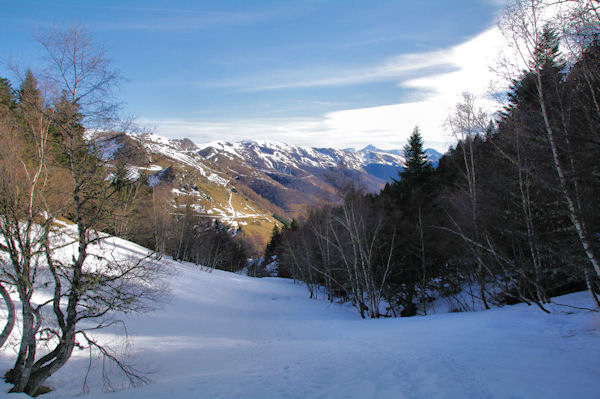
[500,0,600,306]
[445,93,492,309]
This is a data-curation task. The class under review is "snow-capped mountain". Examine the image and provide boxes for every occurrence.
[94,132,441,248]
[197,139,420,214]
[199,139,441,189]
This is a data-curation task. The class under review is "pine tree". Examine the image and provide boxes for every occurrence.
[380,126,437,317]
[18,70,42,106]
[402,126,430,176]
[0,78,16,110]
[388,126,433,201]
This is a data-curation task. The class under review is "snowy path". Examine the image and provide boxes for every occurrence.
[227,191,237,217]
[1,258,599,399]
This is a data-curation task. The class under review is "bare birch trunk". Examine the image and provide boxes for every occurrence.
[536,71,600,285]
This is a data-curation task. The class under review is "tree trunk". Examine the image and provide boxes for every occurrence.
[23,327,76,396]
[0,283,15,349]
[536,71,600,291]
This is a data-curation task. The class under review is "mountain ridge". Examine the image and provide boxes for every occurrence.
[96,131,442,250]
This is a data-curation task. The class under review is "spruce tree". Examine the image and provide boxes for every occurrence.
[290,218,299,231]
[381,126,436,316]
[392,126,433,199]
[402,126,430,175]
[0,78,16,110]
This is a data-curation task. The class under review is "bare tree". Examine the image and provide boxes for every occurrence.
[445,92,492,309]
[37,24,121,131]
[0,25,163,395]
[0,80,19,349]
[0,69,57,378]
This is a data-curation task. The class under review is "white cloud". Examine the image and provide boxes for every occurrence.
[148,27,509,153]
[218,46,458,93]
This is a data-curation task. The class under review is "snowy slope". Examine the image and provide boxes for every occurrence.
[2,237,598,398]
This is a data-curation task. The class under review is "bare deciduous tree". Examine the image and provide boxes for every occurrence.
[0,25,163,396]
[445,92,492,309]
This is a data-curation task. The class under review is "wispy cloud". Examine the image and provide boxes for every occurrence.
[207,48,460,93]
[148,27,508,153]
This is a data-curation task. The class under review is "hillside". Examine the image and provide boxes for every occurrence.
[199,140,407,215]
[95,132,286,250]
[95,132,441,249]
[0,236,597,398]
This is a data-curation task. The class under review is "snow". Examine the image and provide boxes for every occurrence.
[147,174,161,187]
[201,139,404,173]
[201,141,244,158]
[140,133,171,146]
[131,133,213,176]
[207,173,229,187]
[0,237,598,398]
[97,137,123,161]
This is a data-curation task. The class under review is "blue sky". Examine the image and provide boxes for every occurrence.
[1,0,507,152]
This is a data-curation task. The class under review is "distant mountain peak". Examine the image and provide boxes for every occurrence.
[360,144,380,152]
[358,144,405,157]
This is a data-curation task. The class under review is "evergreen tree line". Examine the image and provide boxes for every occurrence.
[266,26,600,318]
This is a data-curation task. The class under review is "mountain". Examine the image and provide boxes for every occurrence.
[425,148,443,166]
[94,132,442,248]
[199,140,442,209]
[198,140,400,215]
[94,132,286,251]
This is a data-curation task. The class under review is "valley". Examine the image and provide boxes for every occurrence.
[96,131,441,251]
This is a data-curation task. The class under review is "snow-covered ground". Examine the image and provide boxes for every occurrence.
[0,239,598,398]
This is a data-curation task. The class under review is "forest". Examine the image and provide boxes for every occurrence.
[264,5,600,318]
